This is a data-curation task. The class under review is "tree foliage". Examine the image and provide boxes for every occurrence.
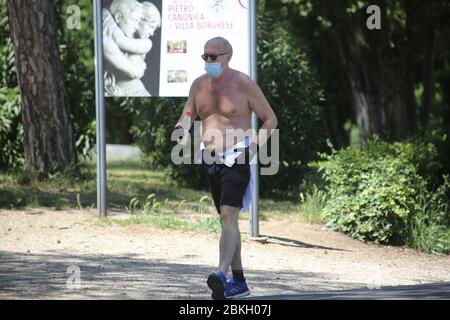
[269,0,450,150]
[54,0,96,160]
[0,0,22,169]
[256,1,329,196]
[0,0,96,172]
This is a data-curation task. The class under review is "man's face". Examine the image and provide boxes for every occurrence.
[203,42,229,66]
[117,9,142,38]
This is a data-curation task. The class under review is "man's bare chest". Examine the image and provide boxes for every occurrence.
[195,87,248,119]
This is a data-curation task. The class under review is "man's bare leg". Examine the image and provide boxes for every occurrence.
[218,205,241,275]
[230,229,242,271]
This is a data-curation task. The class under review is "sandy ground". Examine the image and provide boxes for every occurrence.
[0,208,449,300]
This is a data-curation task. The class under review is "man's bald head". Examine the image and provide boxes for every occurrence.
[205,37,233,58]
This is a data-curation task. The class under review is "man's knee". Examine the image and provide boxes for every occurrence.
[220,205,239,227]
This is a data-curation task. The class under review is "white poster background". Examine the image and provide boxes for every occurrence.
[159,0,250,97]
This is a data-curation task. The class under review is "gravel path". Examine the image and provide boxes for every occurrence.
[0,208,449,299]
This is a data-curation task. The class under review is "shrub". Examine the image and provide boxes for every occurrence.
[0,87,23,169]
[315,137,444,245]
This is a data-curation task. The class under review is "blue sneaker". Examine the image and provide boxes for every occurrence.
[207,272,226,300]
[225,277,251,299]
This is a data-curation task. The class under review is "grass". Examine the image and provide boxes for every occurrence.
[0,160,203,210]
[106,213,222,234]
[298,185,327,224]
[406,179,450,255]
[0,160,325,234]
[0,160,317,217]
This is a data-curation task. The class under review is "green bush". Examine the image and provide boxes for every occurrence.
[315,137,447,246]
[0,87,23,169]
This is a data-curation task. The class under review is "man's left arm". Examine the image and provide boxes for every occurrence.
[245,77,278,148]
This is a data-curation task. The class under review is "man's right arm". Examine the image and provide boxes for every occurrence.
[172,80,199,143]
[175,80,198,130]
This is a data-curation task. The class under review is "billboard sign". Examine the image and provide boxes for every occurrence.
[102,0,250,97]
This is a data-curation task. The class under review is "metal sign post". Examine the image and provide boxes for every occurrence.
[249,0,259,238]
[94,0,107,217]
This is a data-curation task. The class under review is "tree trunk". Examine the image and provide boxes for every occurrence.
[403,1,418,135]
[419,23,436,129]
[7,0,76,175]
[336,31,372,143]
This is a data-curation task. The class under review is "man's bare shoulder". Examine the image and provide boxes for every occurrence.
[234,70,257,91]
[190,74,208,91]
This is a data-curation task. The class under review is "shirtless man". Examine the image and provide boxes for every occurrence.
[174,37,277,299]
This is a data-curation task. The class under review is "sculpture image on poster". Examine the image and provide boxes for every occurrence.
[102,0,162,97]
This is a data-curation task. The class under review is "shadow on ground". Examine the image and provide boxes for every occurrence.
[256,234,350,252]
[246,282,450,300]
[0,250,448,300]
[0,250,354,300]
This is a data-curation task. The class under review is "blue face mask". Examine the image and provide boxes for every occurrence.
[205,62,223,78]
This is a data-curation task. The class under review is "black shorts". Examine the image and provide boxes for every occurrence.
[205,160,250,215]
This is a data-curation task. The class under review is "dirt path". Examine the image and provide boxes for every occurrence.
[0,208,449,299]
